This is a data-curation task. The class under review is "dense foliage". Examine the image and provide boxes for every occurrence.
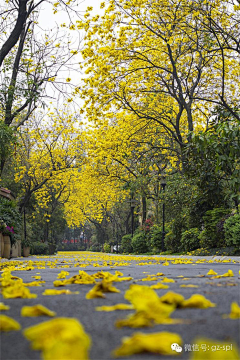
[0,0,239,255]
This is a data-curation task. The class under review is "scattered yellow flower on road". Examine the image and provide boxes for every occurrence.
[24,318,91,360]
[182,294,216,309]
[0,315,21,331]
[95,304,134,311]
[57,271,69,279]
[43,289,79,296]
[0,302,10,311]
[211,270,234,278]
[21,305,56,317]
[223,302,240,319]
[113,331,182,357]
[161,277,175,283]
[162,261,169,266]
[160,291,185,307]
[151,283,169,289]
[207,269,218,275]
[86,280,120,299]
[116,285,177,327]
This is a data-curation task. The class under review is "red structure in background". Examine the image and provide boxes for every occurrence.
[62,238,90,245]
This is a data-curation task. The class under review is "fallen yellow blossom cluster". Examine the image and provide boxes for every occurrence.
[223,302,240,319]
[0,271,37,299]
[113,331,182,357]
[0,251,239,359]
[0,302,10,311]
[86,280,120,299]
[53,270,132,287]
[24,318,91,360]
[96,286,216,328]
[0,314,21,331]
[21,305,56,317]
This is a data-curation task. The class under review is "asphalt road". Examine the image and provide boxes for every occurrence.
[0,253,240,360]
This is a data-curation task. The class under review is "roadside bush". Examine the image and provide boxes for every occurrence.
[149,225,162,252]
[164,217,185,253]
[131,231,148,254]
[199,207,230,248]
[224,214,240,248]
[30,241,49,255]
[164,231,181,253]
[103,243,111,253]
[0,198,22,245]
[57,243,86,251]
[180,228,200,252]
[121,234,133,253]
[89,244,101,252]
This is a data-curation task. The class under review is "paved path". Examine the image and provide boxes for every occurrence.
[1,252,240,360]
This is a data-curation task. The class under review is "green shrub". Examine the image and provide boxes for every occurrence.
[164,231,181,253]
[89,244,101,252]
[103,243,111,253]
[200,207,230,248]
[0,198,22,245]
[57,243,86,251]
[149,225,162,251]
[164,217,185,253]
[180,228,200,252]
[30,241,49,255]
[224,214,240,248]
[121,234,133,253]
[131,231,148,254]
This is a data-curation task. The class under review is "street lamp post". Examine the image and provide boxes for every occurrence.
[161,179,166,252]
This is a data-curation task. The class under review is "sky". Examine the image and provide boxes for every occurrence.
[36,0,105,114]
[38,0,103,31]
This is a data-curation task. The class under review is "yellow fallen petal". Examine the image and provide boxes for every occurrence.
[181,294,216,308]
[86,280,120,299]
[53,280,67,287]
[207,269,218,275]
[0,302,10,311]
[212,269,234,278]
[223,302,240,319]
[43,289,79,296]
[57,271,69,279]
[150,283,169,289]
[125,285,160,311]
[95,304,134,311]
[160,291,185,307]
[115,310,181,328]
[86,289,105,299]
[42,339,88,360]
[24,318,91,360]
[162,261,169,266]
[2,284,37,299]
[21,305,56,317]
[119,285,176,327]
[223,269,234,277]
[115,312,154,328]
[180,284,199,288]
[115,271,123,276]
[161,277,175,283]
[113,331,182,357]
[190,338,240,359]
[0,315,21,331]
